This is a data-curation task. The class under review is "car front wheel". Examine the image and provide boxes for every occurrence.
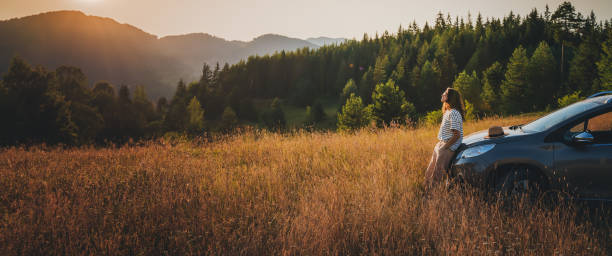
[495,166,543,203]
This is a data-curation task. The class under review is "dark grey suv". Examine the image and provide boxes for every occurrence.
[450,91,612,200]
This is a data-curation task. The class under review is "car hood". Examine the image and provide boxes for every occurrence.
[463,126,528,146]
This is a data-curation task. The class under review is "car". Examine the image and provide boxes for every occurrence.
[450,91,612,201]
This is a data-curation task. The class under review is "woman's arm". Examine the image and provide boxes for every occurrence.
[442,129,460,150]
[443,110,462,150]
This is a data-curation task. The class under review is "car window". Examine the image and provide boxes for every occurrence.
[569,123,584,133]
[564,110,612,144]
[522,101,599,133]
[587,111,612,132]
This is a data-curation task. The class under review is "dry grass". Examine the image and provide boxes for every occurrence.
[1,114,610,255]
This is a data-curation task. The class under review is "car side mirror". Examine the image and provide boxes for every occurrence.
[572,131,594,144]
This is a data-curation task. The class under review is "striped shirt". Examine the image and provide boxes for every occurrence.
[437,109,463,151]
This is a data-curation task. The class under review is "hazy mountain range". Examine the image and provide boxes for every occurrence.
[0,11,347,98]
[305,37,347,46]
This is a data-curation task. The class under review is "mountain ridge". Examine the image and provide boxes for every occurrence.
[306,36,348,46]
[0,10,343,98]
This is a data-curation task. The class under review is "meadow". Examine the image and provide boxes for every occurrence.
[1,115,610,255]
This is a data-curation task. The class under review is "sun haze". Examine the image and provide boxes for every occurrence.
[1,0,611,41]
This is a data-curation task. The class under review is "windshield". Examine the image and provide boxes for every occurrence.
[521,101,600,133]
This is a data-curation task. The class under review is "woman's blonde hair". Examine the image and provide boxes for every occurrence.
[442,87,465,120]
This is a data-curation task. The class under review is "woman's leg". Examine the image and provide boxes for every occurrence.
[424,142,441,188]
[433,146,454,184]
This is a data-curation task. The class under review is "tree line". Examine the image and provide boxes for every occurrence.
[179,2,612,130]
[2,2,612,145]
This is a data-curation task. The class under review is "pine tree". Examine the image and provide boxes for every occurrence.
[92,81,120,142]
[371,80,415,126]
[212,62,221,88]
[453,71,482,112]
[596,34,612,90]
[118,85,131,105]
[435,11,446,32]
[359,67,374,103]
[335,60,351,92]
[390,56,408,88]
[337,93,373,131]
[551,1,581,74]
[156,97,168,116]
[464,100,476,121]
[373,55,390,85]
[133,86,155,121]
[464,48,483,73]
[341,78,358,103]
[187,96,205,134]
[200,63,213,88]
[435,48,458,89]
[116,85,146,141]
[527,41,557,109]
[163,80,189,132]
[416,41,432,66]
[481,62,504,113]
[475,13,484,38]
[501,46,530,114]
[416,61,441,113]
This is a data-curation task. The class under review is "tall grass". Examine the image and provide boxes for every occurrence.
[0,115,609,255]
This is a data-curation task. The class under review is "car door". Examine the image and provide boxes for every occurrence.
[553,109,612,199]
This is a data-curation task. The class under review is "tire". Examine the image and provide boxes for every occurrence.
[495,166,543,203]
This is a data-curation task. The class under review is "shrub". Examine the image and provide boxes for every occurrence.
[557,91,583,108]
[464,100,476,121]
[423,109,443,126]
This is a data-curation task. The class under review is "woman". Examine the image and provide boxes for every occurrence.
[425,87,464,189]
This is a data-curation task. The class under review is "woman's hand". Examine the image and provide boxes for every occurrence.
[443,129,460,150]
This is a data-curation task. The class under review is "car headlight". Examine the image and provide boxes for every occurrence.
[457,144,495,159]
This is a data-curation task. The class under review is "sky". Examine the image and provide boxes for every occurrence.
[2,0,612,41]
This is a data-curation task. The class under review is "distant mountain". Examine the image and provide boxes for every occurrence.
[0,10,178,97]
[306,37,348,46]
[247,34,319,56]
[157,33,318,81]
[0,11,323,98]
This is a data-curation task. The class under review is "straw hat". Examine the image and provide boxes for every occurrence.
[484,126,508,139]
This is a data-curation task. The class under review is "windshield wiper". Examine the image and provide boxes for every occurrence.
[508,124,526,132]
[509,124,523,130]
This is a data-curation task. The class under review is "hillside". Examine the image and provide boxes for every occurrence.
[0,11,322,98]
[0,10,177,97]
[157,33,319,79]
[306,36,348,46]
[1,115,609,254]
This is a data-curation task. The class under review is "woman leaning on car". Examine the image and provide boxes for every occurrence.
[424,87,465,190]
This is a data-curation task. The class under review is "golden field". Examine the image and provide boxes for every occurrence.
[1,115,610,255]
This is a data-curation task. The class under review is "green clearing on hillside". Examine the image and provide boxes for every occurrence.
[252,97,340,129]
